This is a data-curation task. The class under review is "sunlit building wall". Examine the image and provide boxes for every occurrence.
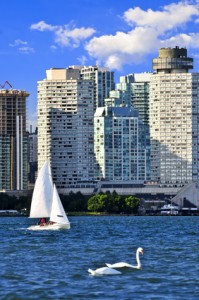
[150,46,199,187]
[37,67,95,189]
[78,66,115,109]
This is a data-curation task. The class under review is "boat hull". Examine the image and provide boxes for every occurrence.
[27,223,70,230]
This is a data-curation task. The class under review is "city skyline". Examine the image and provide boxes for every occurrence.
[1,0,199,130]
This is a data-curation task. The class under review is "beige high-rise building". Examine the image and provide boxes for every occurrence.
[37,67,94,190]
[150,46,199,187]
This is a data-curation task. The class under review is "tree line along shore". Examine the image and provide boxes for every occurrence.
[0,191,140,216]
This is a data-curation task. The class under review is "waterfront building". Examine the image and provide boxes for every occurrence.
[78,65,115,109]
[120,74,151,180]
[150,46,199,187]
[28,127,37,184]
[94,106,146,182]
[0,88,29,190]
[104,73,151,180]
[37,67,95,189]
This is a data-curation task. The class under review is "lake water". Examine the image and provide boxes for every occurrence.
[0,216,199,299]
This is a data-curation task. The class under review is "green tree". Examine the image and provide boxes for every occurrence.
[124,196,140,214]
[88,194,109,212]
[107,194,124,213]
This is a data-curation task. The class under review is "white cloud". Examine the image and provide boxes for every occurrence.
[9,39,28,47]
[9,39,34,54]
[86,27,160,70]
[50,45,57,51]
[77,55,88,65]
[30,21,54,31]
[161,32,199,48]
[85,1,199,70]
[30,21,96,48]
[18,47,34,54]
[124,2,199,33]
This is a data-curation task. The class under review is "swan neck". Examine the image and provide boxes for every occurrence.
[136,250,141,267]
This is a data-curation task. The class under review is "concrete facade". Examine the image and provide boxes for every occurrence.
[0,89,29,190]
[150,47,199,187]
[37,67,95,188]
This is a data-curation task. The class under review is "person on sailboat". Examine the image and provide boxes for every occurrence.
[48,221,55,225]
[39,218,47,226]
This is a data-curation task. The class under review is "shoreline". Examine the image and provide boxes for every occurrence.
[0,211,198,217]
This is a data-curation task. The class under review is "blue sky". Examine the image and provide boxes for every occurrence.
[1,0,199,130]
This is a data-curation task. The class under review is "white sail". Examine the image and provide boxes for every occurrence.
[29,161,53,218]
[50,184,70,227]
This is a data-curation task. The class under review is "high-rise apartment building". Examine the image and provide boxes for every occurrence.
[77,66,115,109]
[94,106,146,182]
[37,68,95,189]
[150,46,199,187]
[28,127,37,184]
[119,74,151,180]
[29,126,37,163]
[0,88,29,190]
[104,74,151,180]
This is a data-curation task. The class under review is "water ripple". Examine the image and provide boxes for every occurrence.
[0,216,199,299]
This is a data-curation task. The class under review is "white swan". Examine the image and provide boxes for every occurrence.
[88,267,122,276]
[106,247,144,269]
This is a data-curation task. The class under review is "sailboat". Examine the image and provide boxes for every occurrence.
[28,161,70,230]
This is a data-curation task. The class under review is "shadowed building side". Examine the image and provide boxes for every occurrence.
[0,89,29,190]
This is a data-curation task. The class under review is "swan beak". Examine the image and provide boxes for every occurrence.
[141,250,144,255]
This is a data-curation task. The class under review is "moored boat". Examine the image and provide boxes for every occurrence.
[160,204,179,215]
